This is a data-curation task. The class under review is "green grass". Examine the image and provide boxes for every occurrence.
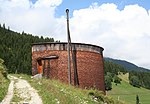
[0,60,10,102]
[107,73,150,104]
[13,74,122,104]
[0,73,10,102]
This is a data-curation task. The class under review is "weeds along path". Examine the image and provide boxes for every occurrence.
[1,75,43,104]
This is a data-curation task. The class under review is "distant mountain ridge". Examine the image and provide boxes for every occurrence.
[104,57,150,72]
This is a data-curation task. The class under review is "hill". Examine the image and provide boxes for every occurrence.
[104,58,150,90]
[104,57,150,72]
[0,25,55,74]
[107,73,150,104]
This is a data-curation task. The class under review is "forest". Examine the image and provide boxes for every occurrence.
[0,24,54,74]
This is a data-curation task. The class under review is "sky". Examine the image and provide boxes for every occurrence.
[0,0,150,69]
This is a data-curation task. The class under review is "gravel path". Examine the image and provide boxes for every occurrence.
[0,75,43,104]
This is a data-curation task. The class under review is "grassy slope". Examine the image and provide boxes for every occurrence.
[0,73,9,102]
[13,74,122,104]
[107,73,150,104]
[0,64,9,102]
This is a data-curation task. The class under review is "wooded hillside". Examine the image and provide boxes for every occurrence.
[104,59,150,90]
[0,24,54,74]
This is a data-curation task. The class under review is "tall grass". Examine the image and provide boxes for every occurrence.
[0,58,10,102]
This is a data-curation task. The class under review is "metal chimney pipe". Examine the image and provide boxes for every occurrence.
[66,9,71,84]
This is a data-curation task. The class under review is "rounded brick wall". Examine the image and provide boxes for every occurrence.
[32,42,105,93]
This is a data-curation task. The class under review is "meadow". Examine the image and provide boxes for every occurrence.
[107,73,150,104]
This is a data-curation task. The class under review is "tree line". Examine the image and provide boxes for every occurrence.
[129,71,150,89]
[0,24,54,74]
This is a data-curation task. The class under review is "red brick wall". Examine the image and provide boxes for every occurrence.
[32,48,105,93]
[76,51,105,92]
[32,51,105,91]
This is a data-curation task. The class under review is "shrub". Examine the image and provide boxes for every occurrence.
[88,89,115,103]
[114,75,122,85]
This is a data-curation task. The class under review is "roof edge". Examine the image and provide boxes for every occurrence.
[32,42,104,51]
[32,42,104,50]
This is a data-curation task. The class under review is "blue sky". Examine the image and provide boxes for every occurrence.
[31,0,150,17]
[1,0,150,69]
[57,0,150,16]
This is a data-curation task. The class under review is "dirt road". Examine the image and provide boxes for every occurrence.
[0,75,43,104]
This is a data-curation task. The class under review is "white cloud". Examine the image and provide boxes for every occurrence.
[0,1,150,69]
[0,0,63,38]
[34,0,62,8]
[69,3,150,69]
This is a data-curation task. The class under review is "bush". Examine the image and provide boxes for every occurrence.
[88,89,115,103]
[114,75,122,85]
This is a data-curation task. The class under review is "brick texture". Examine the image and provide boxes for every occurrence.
[32,43,105,93]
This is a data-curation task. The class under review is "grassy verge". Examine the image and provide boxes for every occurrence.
[107,73,150,104]
[0,58,10,102]
[13,74,123,104]
[0,73,10,102]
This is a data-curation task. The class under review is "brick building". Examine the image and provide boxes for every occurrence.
[32,42,105,93]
